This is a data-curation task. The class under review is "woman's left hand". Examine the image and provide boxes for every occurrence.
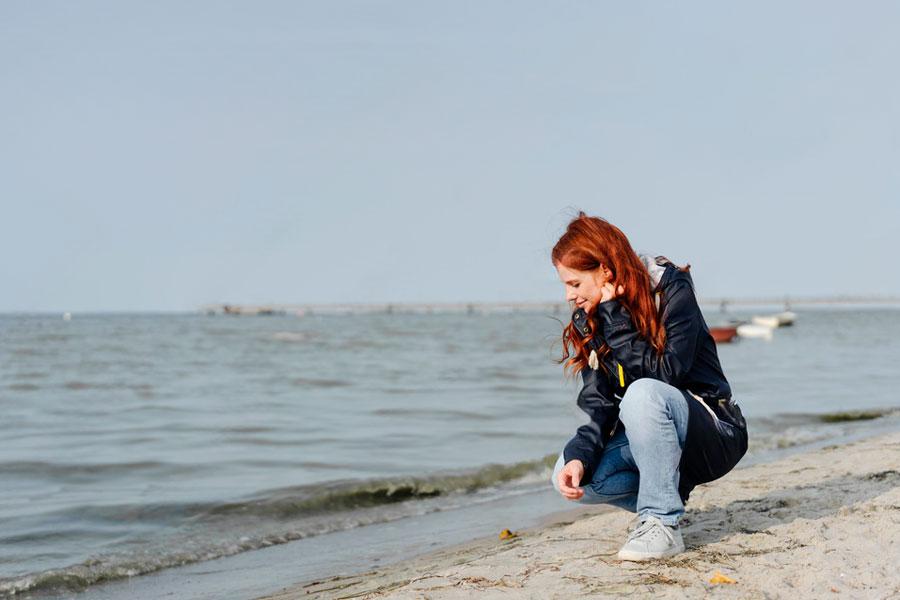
[599,282,625,303]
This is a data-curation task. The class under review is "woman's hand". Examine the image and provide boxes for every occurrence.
[599,282,625,303]
[556,460,586,500]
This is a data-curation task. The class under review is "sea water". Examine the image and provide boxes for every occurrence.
[1,308,899,598]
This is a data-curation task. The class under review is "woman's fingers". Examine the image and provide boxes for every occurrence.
[563,487,584,500]
[569,470,581,488]
[599,281,623,303]
[557,470,574,493]
[566,469,583,499]
[557,468,585,500]
[599,283,613,303]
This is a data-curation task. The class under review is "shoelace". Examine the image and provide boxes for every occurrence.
[625,517,678,545]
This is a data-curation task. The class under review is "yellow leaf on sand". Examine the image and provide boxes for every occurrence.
[709,571,737,585]
[498,529,518,540]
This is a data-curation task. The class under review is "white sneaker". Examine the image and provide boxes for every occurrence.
[616,515,685,561]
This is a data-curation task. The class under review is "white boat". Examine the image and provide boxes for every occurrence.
[751,311,797,328]
[751,315,780,328]
[737,323,774,340]
[776,311,796,326]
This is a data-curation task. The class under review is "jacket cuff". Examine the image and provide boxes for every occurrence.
[562,443,594,473]
[563,437,599,483]
[594,299,631,336]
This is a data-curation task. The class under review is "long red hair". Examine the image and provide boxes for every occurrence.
[552,212,667,376]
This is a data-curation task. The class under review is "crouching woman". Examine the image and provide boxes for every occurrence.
[549,212,748,561]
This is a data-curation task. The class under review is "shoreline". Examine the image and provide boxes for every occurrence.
[260,430,900,599]
[18,416,900,599]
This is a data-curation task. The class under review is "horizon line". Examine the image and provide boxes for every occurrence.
[3,294,899,316]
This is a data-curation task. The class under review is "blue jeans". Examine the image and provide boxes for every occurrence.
[551,378,690,526]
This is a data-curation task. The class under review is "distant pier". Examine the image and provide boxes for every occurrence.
[200,295,900,316]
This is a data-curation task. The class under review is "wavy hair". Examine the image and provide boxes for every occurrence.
[552,212,667,376]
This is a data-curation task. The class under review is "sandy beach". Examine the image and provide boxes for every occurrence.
[261,431,900,600]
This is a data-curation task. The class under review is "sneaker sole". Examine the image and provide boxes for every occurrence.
[616,543,685,562]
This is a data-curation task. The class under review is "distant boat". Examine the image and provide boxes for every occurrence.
[751,315,780,328]
[737,323,774,340]
[709,326,738,343]
[776,311,796,326]
[751,311,797,328]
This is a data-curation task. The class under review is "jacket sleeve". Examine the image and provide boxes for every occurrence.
[562,366,618,477]
[594,277,701,387]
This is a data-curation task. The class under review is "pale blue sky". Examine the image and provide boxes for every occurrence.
[2,2,898,312]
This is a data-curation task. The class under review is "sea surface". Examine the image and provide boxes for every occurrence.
[1,308,899,598]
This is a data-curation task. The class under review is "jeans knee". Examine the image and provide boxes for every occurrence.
[619,378,673,426]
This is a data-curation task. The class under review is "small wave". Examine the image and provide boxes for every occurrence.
[746,408,900,453]
[372,407,499,421]
[480,367,523,381]
[0,528,112,546]
[62,381,103,390]
[816,408,897,423]
[0,556,189,597]
[60,381,155,393]
[7,383,39,391]
[374,327,419,338]
[222,425,277,434]
[12,347,43,356]
[269,331,313,343]
[489,384,535,394]
[34,333,75,342]
[0,460,199,481]
[747,428,833,453]
[225,437,325,448]
[12,371,49,380]
[291,377,350,388]
[752,407,898,430]
[380,387,418,395]
[44,454,557,527]
[207,457,555,519]
[466,430,564,442]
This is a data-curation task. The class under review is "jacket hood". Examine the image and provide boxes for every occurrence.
[640,254,667,291]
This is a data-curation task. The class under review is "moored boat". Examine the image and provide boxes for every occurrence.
[776,311,796,326]
[751,315,781,328]
[751,311,797,328]
[709,326,739,343]
[737,323,775,340]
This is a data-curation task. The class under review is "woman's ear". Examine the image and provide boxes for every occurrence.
[600,264,614,281]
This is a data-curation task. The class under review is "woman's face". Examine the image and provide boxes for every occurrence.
[556,263,610,312]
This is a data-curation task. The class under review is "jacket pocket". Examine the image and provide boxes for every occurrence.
[680,394,748,486]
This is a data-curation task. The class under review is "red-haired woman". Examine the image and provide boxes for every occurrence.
[550,212,748,561]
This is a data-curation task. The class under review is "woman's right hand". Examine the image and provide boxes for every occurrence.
[556,460,585,500]
[599,281,625,304]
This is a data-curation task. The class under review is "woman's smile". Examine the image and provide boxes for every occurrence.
[555,263,608,312]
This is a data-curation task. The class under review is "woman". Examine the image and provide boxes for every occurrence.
[549,212,748,561]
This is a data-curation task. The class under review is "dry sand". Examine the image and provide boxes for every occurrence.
[261,431,900,600]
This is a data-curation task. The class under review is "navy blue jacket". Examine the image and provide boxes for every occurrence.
[563,258,748,502]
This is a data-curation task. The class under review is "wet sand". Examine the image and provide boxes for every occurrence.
[260,430,900,599]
